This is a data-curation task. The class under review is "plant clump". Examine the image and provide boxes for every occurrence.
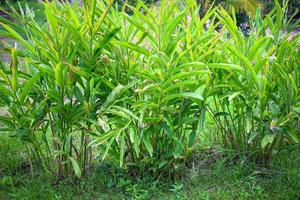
[0,0,299,179]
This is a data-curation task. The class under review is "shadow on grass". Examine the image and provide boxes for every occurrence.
[1,133,300,200]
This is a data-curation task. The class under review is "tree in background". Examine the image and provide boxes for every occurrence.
[197,0,262,18]
[264,0,299,20]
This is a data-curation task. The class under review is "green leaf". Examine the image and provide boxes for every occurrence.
[199,107,206,130]
[162,92,203,102]
[158,160,168,169]
[0,116,15,127]
[248,131,258,144]
[161,11,186,47]
[69,157,82,178]
[208,63,243,71]
[143,133,153,157]
[74,86,84,103]
[163,71,207,86]
[11,47,18,92]
[91,129,119,146]
[286,128,299,143]
[20,72,41,104]
[107,106,139,121]
[0,128,14,132]
[163,80,198,94]
[123,14,146,32]
[101,137,115,161]
[94,27,121,59]
[188,130,196,148]
[55,63,64,87]
[133,130,141,158]
[99,84,124,113]
[214,112,230,118]
[55,17,89,50]
[113,41,150,56]
[64,135,72,155]
[45,4,59,42]
[246,113,252,133]
[0,22,35,53]
[293,106,300,114]
[92,0,115,35]
[174,139,184,159]
[261,134,276,149]
[228,91,242,101]
[90,121,131,147]
[65,64,91,79]
[248,35,274,60]
[119,135,125,167]
[0,85,13,97]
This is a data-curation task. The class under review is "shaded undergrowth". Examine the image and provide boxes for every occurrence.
[1,134,300,200]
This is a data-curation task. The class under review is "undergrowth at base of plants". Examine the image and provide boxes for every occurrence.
[1,133,300,200]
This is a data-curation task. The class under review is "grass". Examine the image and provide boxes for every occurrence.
[1,133,300,200]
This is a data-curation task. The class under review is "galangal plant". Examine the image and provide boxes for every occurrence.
[209,0,300,163]
[0,47,49,173]
[0,0,299,180]
[91,0,238,177]
[0,0,129,178]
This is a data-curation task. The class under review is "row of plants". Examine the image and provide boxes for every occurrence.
[0,0,299,179]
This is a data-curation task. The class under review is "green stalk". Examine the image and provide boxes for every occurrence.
[25,144,34,175]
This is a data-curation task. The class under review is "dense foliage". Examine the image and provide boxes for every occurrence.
[0,0,37,4]
[0,0,299,179]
